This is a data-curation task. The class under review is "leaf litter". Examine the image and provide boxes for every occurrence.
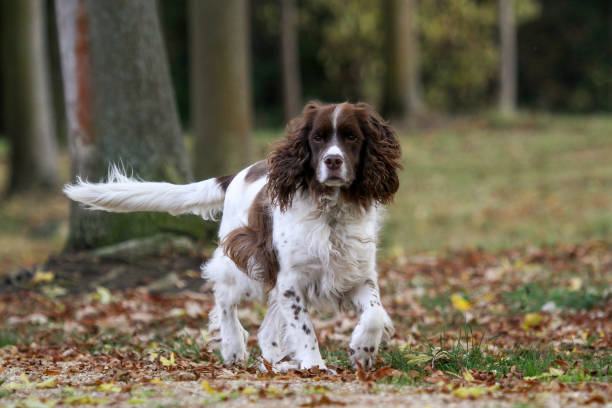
[0,241,610,406]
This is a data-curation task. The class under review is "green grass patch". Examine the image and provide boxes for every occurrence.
[503,282,609,312]
[0,329,20,348]
[380,326,611,384]
[163,335,204,361]
[321,348,352,368]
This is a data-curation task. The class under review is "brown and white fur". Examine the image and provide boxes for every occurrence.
[64,102,402,371]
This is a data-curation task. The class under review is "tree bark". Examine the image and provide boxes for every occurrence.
[189,0,252,179]
[280,0,302,122]
[56,0,199,250]
[2,0,59,194]
[381,0,422,121]
[499,0,517,116]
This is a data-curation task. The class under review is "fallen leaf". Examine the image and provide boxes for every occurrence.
[14,398,56,408]
[300,394,346,407]
[569,277,582,290]
[584,394,605,404]
[95,287,112,305]
[201,380,218,396]
[98,382,121,392]
[523,313,543,330]
[31,270,54,285]
[451,294,471,312]
[159,352,176,367]
[452,385,498,398]
[36,376,58,389]
[462,369,475,382]
[65,395,108,405]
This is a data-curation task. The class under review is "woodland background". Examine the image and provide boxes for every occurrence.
[0,1,610,407]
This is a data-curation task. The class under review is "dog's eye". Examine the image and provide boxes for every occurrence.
[313,134,323,142]
[345,133,356,141]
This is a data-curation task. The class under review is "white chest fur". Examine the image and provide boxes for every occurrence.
[273,192,380,311]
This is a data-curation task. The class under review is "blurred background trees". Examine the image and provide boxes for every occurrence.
[2,0,59,193]
[381,0,423,121]
[189,0,253,179]
[0,0,610,252]
[499,0,518,116]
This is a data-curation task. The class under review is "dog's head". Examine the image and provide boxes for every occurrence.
[268,102,402,211]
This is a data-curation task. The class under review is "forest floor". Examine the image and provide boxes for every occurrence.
[0,114,611,406]
[0,240,610,407]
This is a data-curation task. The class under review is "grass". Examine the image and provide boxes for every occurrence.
[381,325,611,384]
[384,114,612,253]
[0,329,20,348]
[503,282,609,312]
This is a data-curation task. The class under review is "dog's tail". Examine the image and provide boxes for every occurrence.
[63,165,226,220]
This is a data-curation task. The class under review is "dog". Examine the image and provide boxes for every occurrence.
[64,101,402,371]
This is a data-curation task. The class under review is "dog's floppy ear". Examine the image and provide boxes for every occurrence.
[351,102,402,207]
[267,102,320,211]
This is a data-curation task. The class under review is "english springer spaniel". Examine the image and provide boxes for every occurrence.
[64,102,402,371]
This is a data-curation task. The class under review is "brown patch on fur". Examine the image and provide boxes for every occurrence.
[344,103,402,208]
[245,160,268,183]
[267,102,320,212]
[215,174,235,192]
[221,188,278,288]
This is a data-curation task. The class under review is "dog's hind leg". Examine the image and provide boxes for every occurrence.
[202,248,263,366]
[258,297,288,365]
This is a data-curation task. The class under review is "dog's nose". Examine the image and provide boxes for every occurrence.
[324,154,343,170]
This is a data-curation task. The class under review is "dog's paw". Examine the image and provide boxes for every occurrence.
[349,344,378,370]
[298,358,329,372]
[349,321,382,370]
[221,339,248,366]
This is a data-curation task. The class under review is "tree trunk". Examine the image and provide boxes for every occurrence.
[280,0,302,122]
[189,0,252,179]
[381,0,422,121]
[56,0,200,250]
[499,0,517,116]
[2,0,59,194]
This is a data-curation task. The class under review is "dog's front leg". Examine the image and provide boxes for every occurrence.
[275,274,327,370]
[349,278,395,370]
